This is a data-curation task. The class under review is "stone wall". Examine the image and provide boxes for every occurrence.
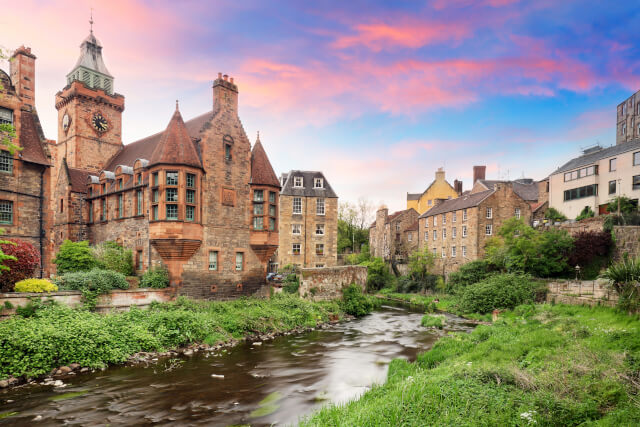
[541,216,605,235]
[612,225,640,260]
[0,288,173,319]
[299,265,367,301]
[546,279,617,308]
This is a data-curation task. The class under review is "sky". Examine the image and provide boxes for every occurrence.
[2,0,639,212]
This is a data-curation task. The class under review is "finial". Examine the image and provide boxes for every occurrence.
[256,130,260,141]
[90,8,94,34]
[175,99,179,111]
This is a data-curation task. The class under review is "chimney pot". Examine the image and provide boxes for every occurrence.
[223,74,228,81]
[473,165,486,183]
[217,72,222,79]
[230,77,234,84]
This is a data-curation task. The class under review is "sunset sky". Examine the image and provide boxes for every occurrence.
[2,0,639,212]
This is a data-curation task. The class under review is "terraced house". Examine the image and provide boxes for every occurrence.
[276,171,338,269]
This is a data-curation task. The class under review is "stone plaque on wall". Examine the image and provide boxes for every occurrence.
[222,188,236,207]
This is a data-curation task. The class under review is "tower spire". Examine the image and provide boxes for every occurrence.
[89,8,94,35]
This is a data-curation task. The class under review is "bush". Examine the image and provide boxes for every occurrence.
[396,274,439,293]
[576,206,595,221]
[604,213,640,232]
[458,273,546,314]
[55,268,129,309]
[344,248,371,265]
[421,314,445,329]
[341,284,374,317]
[282,273,299,294]
[14,278,57,293]
[140,268,169,289]
[545,207,567,222]
[362,257,393,292]
[601,257,640,312]
[93,241,134,276]
[607,196,637,214]
[446,260,494,294]
[53,240,97,274]
[568,231,612,279]
[0,239,40,292]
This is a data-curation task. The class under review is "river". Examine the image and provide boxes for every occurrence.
[0,304,475,426]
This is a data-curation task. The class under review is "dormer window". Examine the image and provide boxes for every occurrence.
[294,176,303,187]
[314,178,324,188]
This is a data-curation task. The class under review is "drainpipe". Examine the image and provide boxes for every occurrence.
[39,167,45,278]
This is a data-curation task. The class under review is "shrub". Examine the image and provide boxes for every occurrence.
[396,274,439,293]
[446,260,494,294]
[341,284,374,317]
[545,207,567,222]
[55,268,129,309]
[458,273,546,314]
[575,206,595,221]
[53,240,97,273]
[567,231,612,279]
[601,257,640,312]
[362,257,393,292]
[604,212,640,232]
[14,278,57,293]
[93,241,134,276]
[0,239,40,292]
[282,274,299,294]
[421,314,445,329]
[140,268,169,289]
[607,196,637,214]
[344,248,371,265]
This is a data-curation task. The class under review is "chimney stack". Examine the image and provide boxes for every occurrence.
[473,165,486,183]
[454,179,463,195]
[213,72,238,113]
[435,167,445,181]
[10,46,36,108]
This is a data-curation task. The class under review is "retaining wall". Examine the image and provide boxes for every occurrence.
[299,265,367,301]
[546,280,617,308]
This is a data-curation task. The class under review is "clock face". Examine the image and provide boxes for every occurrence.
[91,113,109,133]
[62,114,71,131]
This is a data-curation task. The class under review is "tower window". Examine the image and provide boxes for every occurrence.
[253,190,264,202]
[166,188,178,202]
[152,173,159,187]
[166,204,178,220]
[187,173,196,188]
[186,189,195,204]
[186,205,195,221]
[166,171,178,186]
[253,216,263,230]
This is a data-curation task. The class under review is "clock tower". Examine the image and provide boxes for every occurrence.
[55,26,124,173]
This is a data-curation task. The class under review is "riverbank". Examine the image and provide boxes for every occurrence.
[302,303,640,425]
[0,294,346,388]
[376,290,491,322]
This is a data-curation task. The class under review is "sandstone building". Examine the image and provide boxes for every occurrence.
[3,29,282,298]
[369,207,419,262]
[406,167,461,215]
[276,171,338,269]
[617,90,640,145]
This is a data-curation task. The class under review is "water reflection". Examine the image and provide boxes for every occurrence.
[0,305,475,426]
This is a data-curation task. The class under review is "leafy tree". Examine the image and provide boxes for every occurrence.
[338,198,374,254]
[92,241,134,275]
[0,239,40,291]
[408,247,436,282]
[446,260,494,294]
[575,206,595,221]
[607,196,637,214]
[545,207,567,222]
[362,257,393,292]
[53,240,98,274]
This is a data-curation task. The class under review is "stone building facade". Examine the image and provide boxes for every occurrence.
[617,90,640,145]
[0,46,53,277]
[6,31,282,298]
[406,167,461,215]
[418,182,531,275]
[276,171,338,269]
[369,207,419,262]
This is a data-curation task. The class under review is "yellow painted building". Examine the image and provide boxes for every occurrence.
[407,168,461,215]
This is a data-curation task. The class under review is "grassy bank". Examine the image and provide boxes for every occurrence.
[0,294,345,380]
[377,290,490,321]
[302,304,640,425]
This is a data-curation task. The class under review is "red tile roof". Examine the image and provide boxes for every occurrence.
[68,167,90,193]
[250,139,280,187]
[18,111,49,166]
[148,108,203,170]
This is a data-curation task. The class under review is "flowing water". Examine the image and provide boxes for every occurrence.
[0,304,475,426]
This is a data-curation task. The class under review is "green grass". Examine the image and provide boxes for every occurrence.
[421,314,445,329]
[0,294,344,380]
[377,291,491,321]
[302,304,640,426]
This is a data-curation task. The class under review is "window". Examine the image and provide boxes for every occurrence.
[186,205,195,221]
[293,197,302,214]
[88,201,93,223]
[0,151,13,173]
[0,107,13,125]
[564,166,597,182]
[462,246,467,257]
[316,224,325,235]
[564,184,598,201]
[452,227,457,238]
[622,123,627,136]
[253,203,264,215]
[292,224,301,234]
[101,199,106,221]
[433,230,437,241]
[269,191,276,203]
[269,205,276,216]
[186,189,195,204]
[316,198,325,215]
[166,171,178,186]
[118,178,123,189]
[0,201,12,224]
[292,243,301,255]
[137,250,143,270]
[433,216,437,226]
[609,180,617,195]
[486,207,492,219]
[442,214,446,224]
[315,264,324,268]
[166,204,178,220]
[153,189,159,203]
[433,248,437,256]
[610,158,617,172]
[442,228,446,239]
[452,246,456,257]
[153,173,159,186]
[60,198,64,213]
[186,173,196,188]
[452,211,457,222]
[425,232,428,241]
[269,218,276,231]
[166,188,178,202]
[462,209,468,221]
[135,191,143,215]
[635,152,640,166]
[254,190,264,202]
[314,178,324,188]
[118,194,123,218]
[515,208,521,219]
[137,174,142,185]
[408,232,412,242]
[253,216,263,230]
[152,205,159,220]
[633,175,640,190]
[428,199,432,206]
[294,176,303,187]
[462,225,467,237]
[235,252,243,271]
[316,243,324,256]
[442,247,446,257]
[486,224,492,235]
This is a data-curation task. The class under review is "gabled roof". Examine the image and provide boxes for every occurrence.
[419,189,494,218]
[405,220,419,232]
[280,170,338,198]
[477,179,538,202]
[370,208,417,228]
[407,193,421,201]
[68,167,90,193]
[106,110,212,171]
[552,139,640,175]
[18,111,49,166]
[250,138,280,187]
[148,107,203,170]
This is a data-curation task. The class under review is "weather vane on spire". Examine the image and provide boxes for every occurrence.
[90,8,94,34]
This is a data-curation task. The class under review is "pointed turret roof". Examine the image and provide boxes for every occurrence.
[69,31,112,77]
[250,133,280,187]
[148,103,203,170]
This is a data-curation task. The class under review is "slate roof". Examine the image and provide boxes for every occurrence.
[18,111,49,166]
[369,208,416,228]
[407,193,421,201]
[552,139,640,175]
[477,179,538,202]
[148,108,203,170]
[68,167,90,193]
[405,220,419,232]
[105,111,212,171]
[71,32,112,77]
[419,189,494,218]
[280,170,338,198]
[250,139,280,187]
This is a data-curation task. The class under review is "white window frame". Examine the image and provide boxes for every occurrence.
[315,224,325,235]
[451,246,456,257]
[208,251,218,271]
[315,243,324,256]
[408,232,413,242]
[292,224,302,234]
[452,227,457,238]
[462,225,467,237]
[433,230,437,241]
[515,208,521,219]
[441,247,446,258]
[486,207,492,219]
[486,224,492,235]
[424,231,428,241]
[462,246,467,257]
[452,211,457,223]
[442,214,446,225]
[463,209,467,221]
[292,243,301,255]
[314,177,324,188]
[442,228,446,239]
[433,216,437,226]
[293,197,302,214]
[235,252,244,271]
[316,198,325,215]
[294,176,303,187]
[433,248,437,256]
